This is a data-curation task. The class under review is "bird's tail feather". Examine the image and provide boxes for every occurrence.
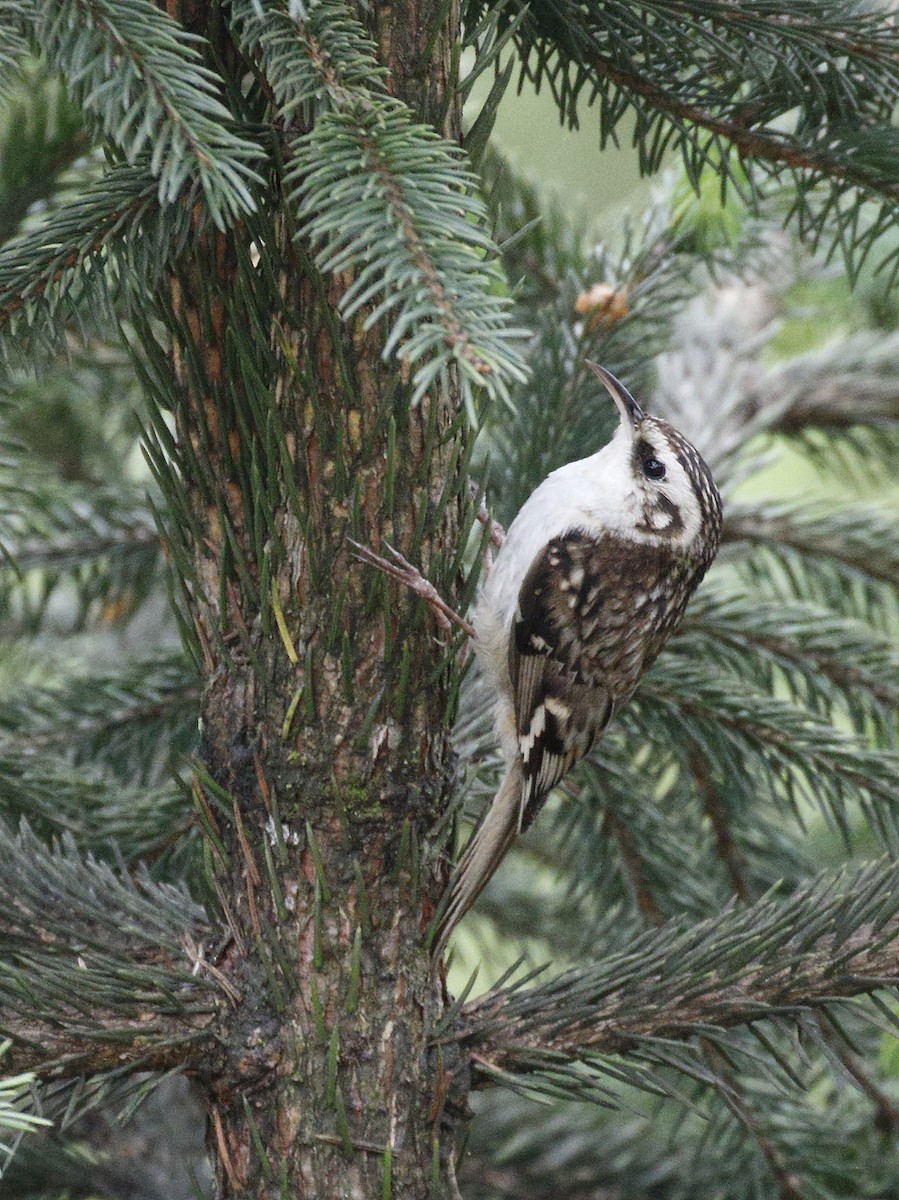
[432,758,524,958]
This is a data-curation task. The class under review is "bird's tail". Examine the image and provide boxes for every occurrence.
[431,758,524,959]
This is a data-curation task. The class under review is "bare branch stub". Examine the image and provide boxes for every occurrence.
[350,539,476,638]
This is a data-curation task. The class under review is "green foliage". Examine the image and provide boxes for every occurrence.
[723,499,899,626]
[462,1066,899,1200]
[232,0,529,415]
[9,0,261,225]
[0,1044,50,1174]
[449,151,899,1193]
[0,465,161,633]
[290,104,527,414]
[0,2,30,98]
[0,162,196,357]
[0,0,897,1196]
[0,65,86,245]
[0,823,213,1063]
[0,745,191,867]
[460,860,899,1101]
[474,145,774,516]
[468,0,899,280]
[680,589,899,736]
[0,651,198,785]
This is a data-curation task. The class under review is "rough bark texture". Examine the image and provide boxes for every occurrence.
[154,1,466,1196]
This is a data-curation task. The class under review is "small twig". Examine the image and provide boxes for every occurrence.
[690,749,750,902]
[819,1018,899,1134]
[211,1107,242,1191]
[184,933,242,1005]
[601,803,664,926]
[310,1132,409,1159]
[349,540,475,638]
[475,493,506,548]
[447,1145,465,1200]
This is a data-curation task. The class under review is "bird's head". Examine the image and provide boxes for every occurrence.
[586,361,722,559]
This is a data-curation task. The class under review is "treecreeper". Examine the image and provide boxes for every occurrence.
[435,363,723,952]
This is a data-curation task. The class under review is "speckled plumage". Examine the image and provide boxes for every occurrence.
[434,366,722,952]
[511,528,714,808]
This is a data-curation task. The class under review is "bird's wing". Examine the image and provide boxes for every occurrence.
[434,530,636,954]
[509,531,623,814]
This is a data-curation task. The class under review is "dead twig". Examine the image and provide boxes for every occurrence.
[349,540,476,639]
[474,492,506,549]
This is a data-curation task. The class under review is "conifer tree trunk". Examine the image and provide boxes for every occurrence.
[158,2,465,1195]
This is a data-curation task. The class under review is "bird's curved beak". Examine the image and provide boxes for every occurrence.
[585,361,644,429]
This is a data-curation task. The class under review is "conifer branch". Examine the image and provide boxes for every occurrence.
[491,0,899,271]
[458,860,899,1096]
[587,50,899,204]
[4,1008,212,1078]
[12,0,261,225]
[0,2,29,98]
[0,1046,51,1174]
[0,69,88,244]
[721,501,899,589]
[233,0,528,412]
[753,335,899,439]
[0,746,190,863]
[0,162,186,347]
[7,522,157,573]
[0,824,219,1076]
[601,803,665,925]
[0,654,199,786]
[556,748,808,934]
[679,591,899,712]
[638,656,899,838]
[682,329,899,484]
[230,0,385,110]
[0,476,161,629]
[688,748,750,902]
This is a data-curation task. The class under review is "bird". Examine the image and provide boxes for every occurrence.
[434,362,722,951]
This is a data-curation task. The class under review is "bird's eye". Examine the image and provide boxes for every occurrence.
[641,456,666,480]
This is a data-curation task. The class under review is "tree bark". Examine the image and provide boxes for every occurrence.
[153,1,467,1195]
